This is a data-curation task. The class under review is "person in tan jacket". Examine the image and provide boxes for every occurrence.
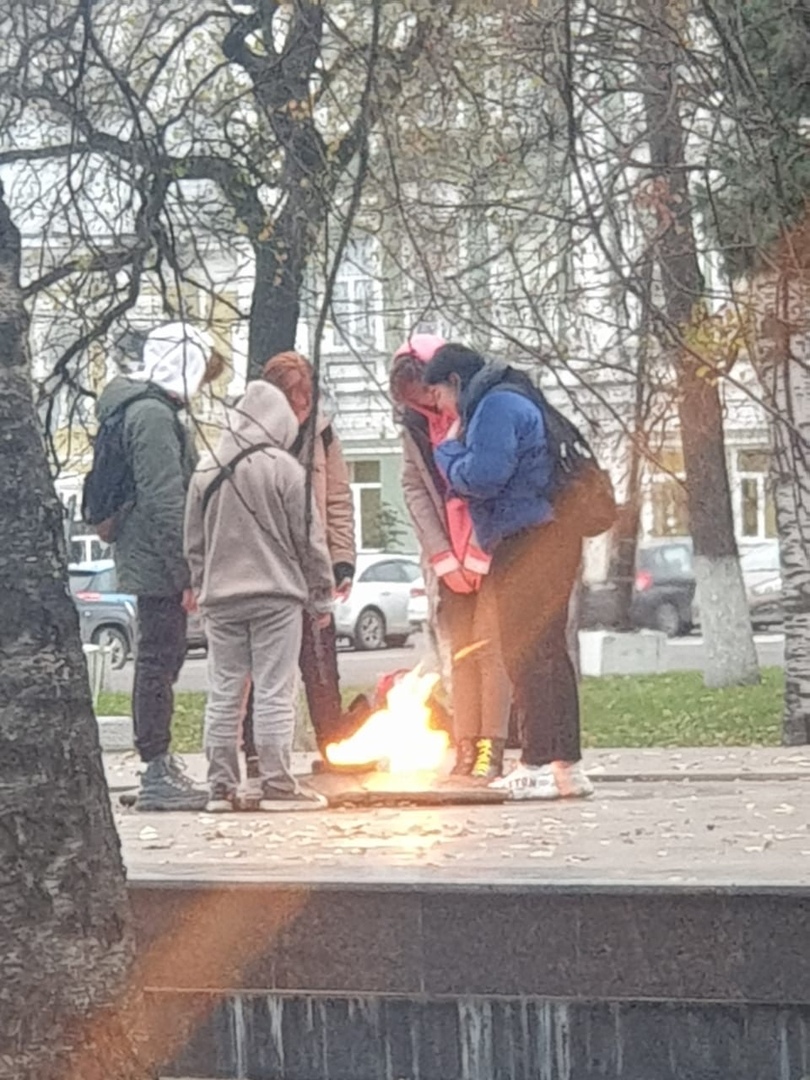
[185,381,334,811]
[241,351,357,769]
[391,335,512,780]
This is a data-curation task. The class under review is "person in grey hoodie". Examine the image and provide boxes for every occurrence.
[96,322,212,811]
[184,381,335,812]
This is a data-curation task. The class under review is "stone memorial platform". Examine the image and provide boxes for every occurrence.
[112,748,810,1079]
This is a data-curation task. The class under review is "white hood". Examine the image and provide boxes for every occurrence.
[131,322,211,401]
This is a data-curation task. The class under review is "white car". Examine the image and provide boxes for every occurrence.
[407,575,428,629]
[334,553,422,650]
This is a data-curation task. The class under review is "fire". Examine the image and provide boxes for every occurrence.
[325,667,450,773]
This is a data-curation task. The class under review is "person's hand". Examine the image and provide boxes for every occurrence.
[442,568,477,594]
[314,611,332,630]
[182,588,198,614]
[334,578,353,603]
[462,570,482,591]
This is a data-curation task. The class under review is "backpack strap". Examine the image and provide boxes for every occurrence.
[201,443,275,517]
[289,422,333,459]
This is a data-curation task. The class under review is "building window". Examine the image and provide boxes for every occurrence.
[736,449,776,539]
[349,459,383,550]
[650,478,689,537]
[649,449,689,537]
[324,238,381,353]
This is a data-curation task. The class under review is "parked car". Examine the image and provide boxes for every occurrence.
[631,538,696,637]
[69,561,136,669]
[67,534,111,565]
[741,540,782,628]
[407,575,428,630]
[334,553,423,650]
[69,560,207,668]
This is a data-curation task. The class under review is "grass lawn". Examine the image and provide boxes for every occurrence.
[97,668,784,753]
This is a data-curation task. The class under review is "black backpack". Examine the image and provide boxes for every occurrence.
[81,390,181,541]
[470,366,617,538]
[540,393,617,538]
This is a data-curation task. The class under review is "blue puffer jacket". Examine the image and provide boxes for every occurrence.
[433,365,554,552]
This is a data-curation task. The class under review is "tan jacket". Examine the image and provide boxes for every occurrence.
[300,413,356,573]
[184,383,334,614]
[401,427,451,565]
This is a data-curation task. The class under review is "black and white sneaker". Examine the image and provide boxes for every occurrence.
[135,753,209,811]
[206,784,238,813]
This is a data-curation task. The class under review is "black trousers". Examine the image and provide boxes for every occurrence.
[491,521,582,766]
[243,612,343,758]
[133,594,187,763]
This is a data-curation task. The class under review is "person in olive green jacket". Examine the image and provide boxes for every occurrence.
[96,322,212,810]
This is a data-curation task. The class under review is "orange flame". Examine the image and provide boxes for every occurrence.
[325,666,449,773]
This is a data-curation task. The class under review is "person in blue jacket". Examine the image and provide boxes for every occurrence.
[424,343,592,801]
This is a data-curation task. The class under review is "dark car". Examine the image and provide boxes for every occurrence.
[69,560,207,668]
[580,538,696,637]
[631,538,695,637]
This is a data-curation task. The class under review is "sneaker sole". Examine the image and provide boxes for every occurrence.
[135,796,210,812]
[258,800,328,812]
[508,785,562,801]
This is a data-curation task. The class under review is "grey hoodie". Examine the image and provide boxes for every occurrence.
[184,381,334,614]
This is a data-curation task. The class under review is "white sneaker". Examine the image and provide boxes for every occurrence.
[554,760,594,798]
[259,786,328,812]
[489,763,561,800]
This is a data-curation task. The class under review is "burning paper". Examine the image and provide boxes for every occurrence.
[325,667,450,774]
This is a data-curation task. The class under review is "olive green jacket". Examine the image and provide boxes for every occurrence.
[96,376,197,596]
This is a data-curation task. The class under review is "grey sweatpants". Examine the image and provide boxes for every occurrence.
[203,599,303,796]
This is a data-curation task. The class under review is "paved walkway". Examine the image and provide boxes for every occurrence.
[111,748,810,890]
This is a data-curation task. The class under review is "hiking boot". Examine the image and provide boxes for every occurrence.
[259,785,328,812]
[451,738,477,776]
[206,784,238,813]
[489,763,561,801]
[471,737,506,781]
[135,753,209,811]
[554,760,594,799]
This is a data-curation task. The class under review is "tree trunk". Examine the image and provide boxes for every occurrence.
[248,228,307,377]
[752,257,810,744]
[640,0,759,688]
[0,188,148,1080]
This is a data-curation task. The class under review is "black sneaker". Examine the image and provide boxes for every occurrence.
[451,738,477,776]
[206,784,238,813]
[135,753,209,811]
[471,737,506,781]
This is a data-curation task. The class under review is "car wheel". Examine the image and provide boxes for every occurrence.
[92,626,129,669]
[386,634,410,649]
[354,607,386,651]
[654,602,683,638]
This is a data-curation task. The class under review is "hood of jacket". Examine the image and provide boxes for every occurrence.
[96,373,181,422]
[216,381,299,462]
[459,359,544,431]
[129,322,210,401]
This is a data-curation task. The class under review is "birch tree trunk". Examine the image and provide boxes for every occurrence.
[0,187,147,1079]
[640,0,760,688]
[749,256,810,745]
